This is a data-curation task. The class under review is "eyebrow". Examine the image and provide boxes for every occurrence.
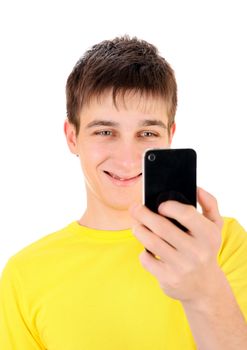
[85,119,167,130]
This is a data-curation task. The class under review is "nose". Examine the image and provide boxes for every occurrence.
[111,140,142,172]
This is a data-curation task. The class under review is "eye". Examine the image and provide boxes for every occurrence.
[94,130,113,136]
[139,131,159,137]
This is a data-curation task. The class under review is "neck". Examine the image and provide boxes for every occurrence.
[78,196,137,231]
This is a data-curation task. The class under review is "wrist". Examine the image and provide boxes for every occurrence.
[182,267,233,314]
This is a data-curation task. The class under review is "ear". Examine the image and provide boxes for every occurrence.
[64,119,79,155]
[168,122,176,145]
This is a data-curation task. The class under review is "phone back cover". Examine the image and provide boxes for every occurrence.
[143,148,197,214]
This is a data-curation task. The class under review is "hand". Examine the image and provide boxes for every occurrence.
[129,187,225,306]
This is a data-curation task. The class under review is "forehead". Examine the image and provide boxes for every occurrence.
[81,89,168,117]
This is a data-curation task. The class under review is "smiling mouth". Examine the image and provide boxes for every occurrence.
[104,171,142,181]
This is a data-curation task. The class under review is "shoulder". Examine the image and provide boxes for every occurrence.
[221,217,246,243]
[2,222,76,275]
[218,216,247,268]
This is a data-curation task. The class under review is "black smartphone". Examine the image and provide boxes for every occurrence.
[143,148,197,240]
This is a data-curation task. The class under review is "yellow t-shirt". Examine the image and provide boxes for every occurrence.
[0,217,246,349]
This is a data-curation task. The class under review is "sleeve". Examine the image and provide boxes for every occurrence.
[218,218,247,322]
[0,258,45,349]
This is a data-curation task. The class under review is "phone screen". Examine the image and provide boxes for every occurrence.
[143,148,197,214]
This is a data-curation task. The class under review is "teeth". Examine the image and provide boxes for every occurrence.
[107,171,141,180]
[111,173,126,180]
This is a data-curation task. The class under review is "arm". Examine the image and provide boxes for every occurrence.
[130,187,247,349]
[182,267,247,350]
[0,259,45,350]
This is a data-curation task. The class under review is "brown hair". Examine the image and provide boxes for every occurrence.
[66,35,177,137]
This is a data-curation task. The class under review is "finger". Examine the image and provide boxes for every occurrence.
[138,249,166,281]
[197,187,224,230]
[130,203,193,251]
[158,200,213,237]
[132,223,181,265]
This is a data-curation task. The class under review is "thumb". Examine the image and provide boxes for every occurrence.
[197,187,224,230]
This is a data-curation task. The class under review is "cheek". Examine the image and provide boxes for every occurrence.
[80,142,110,167]
[140,139,170,153]
[155,139,171,149]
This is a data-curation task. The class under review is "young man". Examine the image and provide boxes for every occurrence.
[0,36,246,349]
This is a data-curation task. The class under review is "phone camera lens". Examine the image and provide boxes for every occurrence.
[148,153,156,162]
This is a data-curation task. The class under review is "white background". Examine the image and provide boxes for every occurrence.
[0,0,246,272]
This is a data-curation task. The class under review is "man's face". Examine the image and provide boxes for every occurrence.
[65,91,175,211]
